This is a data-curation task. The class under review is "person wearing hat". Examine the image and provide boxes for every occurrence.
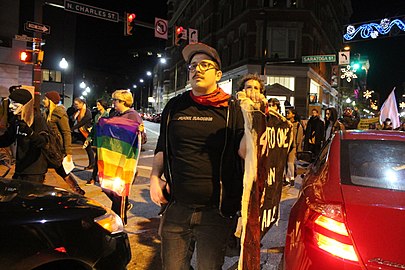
[0,87,49,182]
[149,43,267,268]
[43,91,85,195]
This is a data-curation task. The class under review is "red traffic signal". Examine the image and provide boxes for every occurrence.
[174,26,184,46]
[125,13,136,36]
[19,50,34,63]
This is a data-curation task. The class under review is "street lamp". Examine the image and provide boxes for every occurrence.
[59,58,68,105]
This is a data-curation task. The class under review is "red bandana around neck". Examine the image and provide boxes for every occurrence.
[190,87,230,107]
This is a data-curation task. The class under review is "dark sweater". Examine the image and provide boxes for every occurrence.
[0,112,48,176]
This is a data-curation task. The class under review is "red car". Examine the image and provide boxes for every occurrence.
[284,130,405,270]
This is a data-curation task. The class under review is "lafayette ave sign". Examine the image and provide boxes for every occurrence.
[64,0,119,22]
[24,21,50,34]
[302,54,336,63]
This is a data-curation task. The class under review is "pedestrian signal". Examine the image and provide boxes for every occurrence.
[125,13,136,36]
[174,26,184,46]
[19,50,34,64]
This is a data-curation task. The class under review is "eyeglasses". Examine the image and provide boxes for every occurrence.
[112,98,123,103]
[187,61,217,73]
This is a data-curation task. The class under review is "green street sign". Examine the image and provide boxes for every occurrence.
[302,55,336,63]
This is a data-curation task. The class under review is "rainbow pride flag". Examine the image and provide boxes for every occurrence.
[95,117,141,196]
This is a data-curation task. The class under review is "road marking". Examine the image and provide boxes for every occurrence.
[145,127,159,136]
[140,154,154,159]
[137,165,152,170]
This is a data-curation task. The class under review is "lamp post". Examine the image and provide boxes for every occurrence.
[139,78,144,111]
[59,58,68,105]
[146,71,152,112]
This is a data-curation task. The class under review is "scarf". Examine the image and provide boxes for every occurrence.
[190,87,230,107]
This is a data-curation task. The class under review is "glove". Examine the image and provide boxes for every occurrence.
[16,120,33,137]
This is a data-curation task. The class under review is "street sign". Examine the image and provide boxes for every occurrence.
[24,21,50,34]
[15,34,39,42]
[339,51,350,65]
[154,18,168,39]
[302,54,336,63]
[189,28,198,44]
[64,0,119,22]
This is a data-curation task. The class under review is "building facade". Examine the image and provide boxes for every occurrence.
[160,0,352,117]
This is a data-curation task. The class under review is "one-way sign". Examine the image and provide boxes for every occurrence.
[24,21,51,34]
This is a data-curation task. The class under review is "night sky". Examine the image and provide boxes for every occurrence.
[349,0,405,102]
[73,0,405,102]
[74,0,168,81]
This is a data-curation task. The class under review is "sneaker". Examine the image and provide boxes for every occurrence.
[283,180,290,186]
[290,180,295,187]
[84,165,94,170]
[86,179,95,185]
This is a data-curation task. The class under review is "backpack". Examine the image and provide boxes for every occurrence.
[40,127,64,169]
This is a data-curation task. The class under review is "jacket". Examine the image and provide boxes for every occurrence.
[156,91,244,217]
[47,106,72,155]
[0,112,48,176]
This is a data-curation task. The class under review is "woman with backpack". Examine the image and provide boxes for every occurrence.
[43,91,85,195]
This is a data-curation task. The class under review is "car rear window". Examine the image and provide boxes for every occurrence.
[341,140,405,191]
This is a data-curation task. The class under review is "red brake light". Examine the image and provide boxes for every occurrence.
[307,203,359,262]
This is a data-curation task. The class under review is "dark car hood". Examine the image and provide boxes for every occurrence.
[0,179,106,224]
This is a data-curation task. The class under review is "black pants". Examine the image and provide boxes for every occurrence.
[13,173,45,183]
[102,188,129,225]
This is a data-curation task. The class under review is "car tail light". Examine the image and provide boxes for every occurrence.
[307,203,359,262]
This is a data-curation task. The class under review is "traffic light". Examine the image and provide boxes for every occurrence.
[351,53,361,71]
[37,50,44,64]
[174,26,184,46]
[19,50,34,64]
[124,12,136,36]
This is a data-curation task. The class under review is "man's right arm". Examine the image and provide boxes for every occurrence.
[150,151,169,206]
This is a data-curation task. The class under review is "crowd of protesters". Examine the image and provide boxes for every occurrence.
[1,42,404,269]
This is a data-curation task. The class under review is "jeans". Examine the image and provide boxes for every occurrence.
[159,201,235,270]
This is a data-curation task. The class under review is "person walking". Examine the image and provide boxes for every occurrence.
[324,107,345,141]
[285,108,303,186]
[71,97,94,170]
[98,90,145,225]
[149,43,266,269]
[0,87,48,182]
[43,91,85,195]
[304,108,325,159]
[84,98,109,185]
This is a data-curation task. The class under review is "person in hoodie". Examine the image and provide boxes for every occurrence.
[304,108,325,159]
[324,107,345,142]
[0,87,48,182]
[149,43,267,269]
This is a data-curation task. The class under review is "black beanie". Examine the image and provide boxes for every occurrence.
[9,88,32,105]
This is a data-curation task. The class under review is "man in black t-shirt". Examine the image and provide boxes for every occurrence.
[149,43,266,269]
